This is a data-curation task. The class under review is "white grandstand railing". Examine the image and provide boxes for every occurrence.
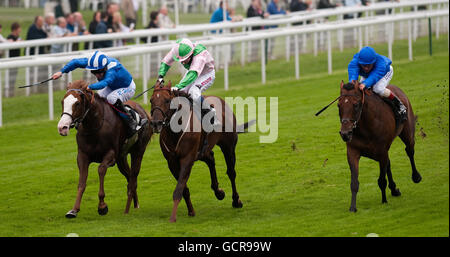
[0,0,447,55]
[0,9,448,127]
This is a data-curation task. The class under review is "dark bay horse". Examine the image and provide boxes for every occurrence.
[338,80,422,212]
[57,80,152,218]
[149,80,250,222]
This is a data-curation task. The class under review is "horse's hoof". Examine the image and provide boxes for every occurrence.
[215,189,225,200]
[98,205,109,216]
[232,199,243,208]
[349,207,357,212]
[169,218,177,223]
[412,173,422,183]
[391,188,401,197]
[188,211,196,217]
[65,210,78,218]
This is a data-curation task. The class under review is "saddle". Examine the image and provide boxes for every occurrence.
[177,94,214,159]
[368,89,405,127]
[108,103,145,158]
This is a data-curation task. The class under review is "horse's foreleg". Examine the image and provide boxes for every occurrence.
[170,158,194,223]
[130,153,145,209]
[201,151,225,201]
[97,150,115,216]
[378,155,389,204]
[66,152,90,218]
[347,146,360,212]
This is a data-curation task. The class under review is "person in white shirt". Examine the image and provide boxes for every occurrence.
[157,6,175,41]
[51,17,71,53]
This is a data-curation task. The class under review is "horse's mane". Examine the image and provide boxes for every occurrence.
[342,82,356,91]
[68,80,89,90]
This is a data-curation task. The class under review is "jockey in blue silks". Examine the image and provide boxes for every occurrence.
[52,50,147,134]
[348,46,407,122]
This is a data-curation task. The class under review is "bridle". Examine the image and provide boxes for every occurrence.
[150,86,173,128]
[340,89,365,130]
[61,88,95,130]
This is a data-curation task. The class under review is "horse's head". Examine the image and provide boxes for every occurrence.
[57,80,95,136]
[149,80,175,133]
[338,80,364,142]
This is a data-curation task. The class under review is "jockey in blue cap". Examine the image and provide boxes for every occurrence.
[52,50,147,134]
[348,46,407,122]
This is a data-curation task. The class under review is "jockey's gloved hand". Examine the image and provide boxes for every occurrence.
[157,75,164,84]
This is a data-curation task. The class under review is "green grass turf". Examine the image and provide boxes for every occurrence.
[0,35,448,237]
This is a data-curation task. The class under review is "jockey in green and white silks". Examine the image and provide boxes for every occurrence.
[158,38,220,127]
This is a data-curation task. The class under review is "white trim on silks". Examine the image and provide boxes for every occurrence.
[107,61,117,69]
[93,53,100,67]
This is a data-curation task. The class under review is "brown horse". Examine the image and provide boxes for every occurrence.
[57,80,152,218]
[338,80,422,212]
[149,80,250,222]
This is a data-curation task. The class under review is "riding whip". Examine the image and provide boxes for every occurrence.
[315,96,340,116]
[133,85,156,100]
[19,77,54,88]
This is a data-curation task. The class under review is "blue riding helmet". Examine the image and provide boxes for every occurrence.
[86,50,109,70]
[357,46,377,65]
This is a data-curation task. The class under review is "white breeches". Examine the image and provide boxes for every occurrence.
[97,80,136,104]
[361,65,393,97]
[181,70,215,103]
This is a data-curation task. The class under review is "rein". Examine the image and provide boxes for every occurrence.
[151,86,194,154]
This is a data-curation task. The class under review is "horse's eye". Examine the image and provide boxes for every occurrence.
[165,99,171,104]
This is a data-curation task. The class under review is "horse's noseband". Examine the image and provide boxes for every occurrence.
[150,106,171,127]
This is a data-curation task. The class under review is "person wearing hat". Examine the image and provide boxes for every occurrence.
[52,50,147,134]
[348,46,407,122]
[157,38,220,127]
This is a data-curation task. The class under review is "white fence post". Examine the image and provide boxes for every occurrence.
[224,44,229,91]
[388,22,393,61]
[327,31,332,75]
[261,39,266,85]
[48,65,54,121]
[0,70,2,127]
[142,54,148,104]
[294,34,300,80]
[408,19,413,61]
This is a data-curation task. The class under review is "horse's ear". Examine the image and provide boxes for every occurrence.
[167,80,172,88]
[340,80,344,88]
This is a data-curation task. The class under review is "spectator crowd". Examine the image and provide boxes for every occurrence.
[1,0,375,92]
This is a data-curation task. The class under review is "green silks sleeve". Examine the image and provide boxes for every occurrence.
[158,62,171,77]
[175,70,198,89]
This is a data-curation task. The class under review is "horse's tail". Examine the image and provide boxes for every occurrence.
[237,119,256,134]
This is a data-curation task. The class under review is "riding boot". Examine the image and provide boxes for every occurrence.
[114,100,139,135]
[389,95,408,122]
[201,104,221,128]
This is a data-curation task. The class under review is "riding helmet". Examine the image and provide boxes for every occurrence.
[86,50,109,70]
[357,46,377,65]
[173,38,195,62]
